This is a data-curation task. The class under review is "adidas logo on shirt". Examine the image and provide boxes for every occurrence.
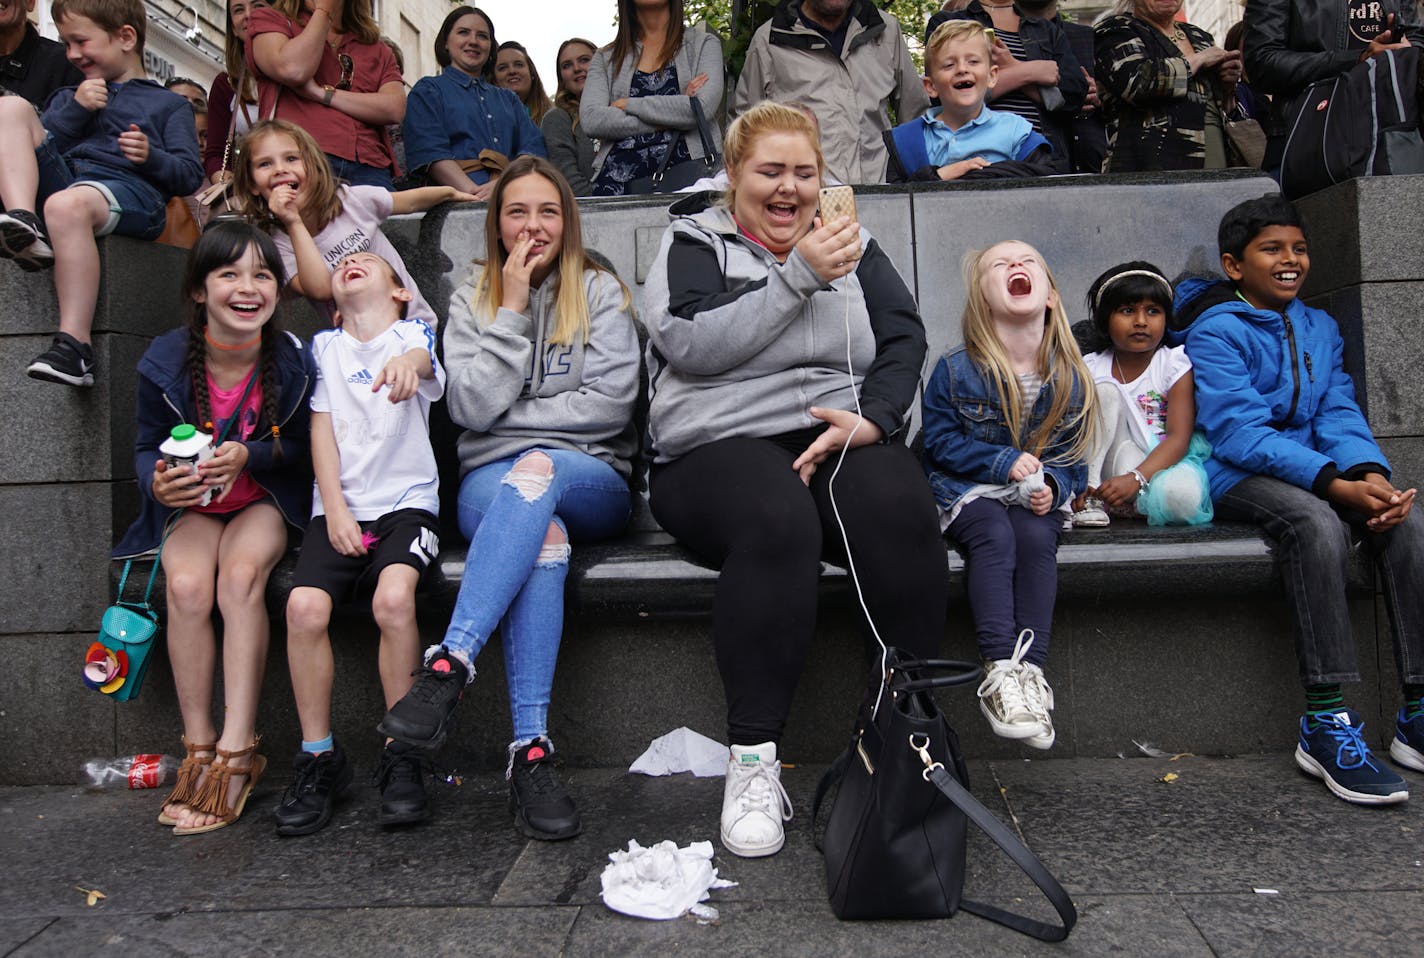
[347,368,375,385]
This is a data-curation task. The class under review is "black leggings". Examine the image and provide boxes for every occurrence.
[649,435,949,745]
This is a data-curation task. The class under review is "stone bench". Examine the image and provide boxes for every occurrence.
[9,170,1418,785]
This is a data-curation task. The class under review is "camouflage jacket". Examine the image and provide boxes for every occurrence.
[1094,14,1224,172]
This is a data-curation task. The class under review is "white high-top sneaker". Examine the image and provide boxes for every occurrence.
[720,742,793,858]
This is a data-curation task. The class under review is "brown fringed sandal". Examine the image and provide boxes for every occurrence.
[172,739,266,836]
[157,738,216,826]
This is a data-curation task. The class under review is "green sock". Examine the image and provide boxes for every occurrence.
[1404,684,1424,714]
[1305,684,1344,721]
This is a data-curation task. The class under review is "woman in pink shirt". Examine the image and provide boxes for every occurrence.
[248,0,405,188]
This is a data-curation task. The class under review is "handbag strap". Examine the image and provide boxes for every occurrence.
[688,96,719,166]
[925,763,1078,941]
[885,658,981,693]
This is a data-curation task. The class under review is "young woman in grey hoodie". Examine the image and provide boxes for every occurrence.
[378,157,639,841]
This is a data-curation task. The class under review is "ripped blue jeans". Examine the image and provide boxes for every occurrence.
[441,448,631,741]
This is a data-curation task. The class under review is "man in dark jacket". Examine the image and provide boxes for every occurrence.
[1244,0,1424,169]
[0,0,82,107]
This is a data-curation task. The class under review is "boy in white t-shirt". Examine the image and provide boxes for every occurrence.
[275,251,445,836]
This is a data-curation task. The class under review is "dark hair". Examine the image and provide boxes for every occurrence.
[1224,20,1246,53]
[1086,261,1174,346]
[1218,193,1306,259]
[609,0,685,76]
[181,220,289,457]
[434,5,496,81]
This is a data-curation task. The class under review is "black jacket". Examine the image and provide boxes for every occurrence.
[1244,0,1424,136]
[0,23,82,108]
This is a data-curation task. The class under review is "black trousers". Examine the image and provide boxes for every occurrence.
[650,434,949,745]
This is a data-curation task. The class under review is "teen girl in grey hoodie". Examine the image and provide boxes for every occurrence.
[378,157,638,841]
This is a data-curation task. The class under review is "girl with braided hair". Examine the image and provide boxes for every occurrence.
[113,219,316,834]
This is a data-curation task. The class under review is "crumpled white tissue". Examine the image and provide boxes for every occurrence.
[629,726,728,777]
[600,839,736,920]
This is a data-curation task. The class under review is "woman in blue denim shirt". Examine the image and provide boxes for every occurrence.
[403,6,545,201]
[921,240,1096,751]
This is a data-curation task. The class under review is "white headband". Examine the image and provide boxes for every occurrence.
[1093,269,1173,312]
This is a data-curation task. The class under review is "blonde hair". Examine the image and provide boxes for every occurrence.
[267,0,379,45]
[960,242,1098,463]
[470,156,629,347]
[233,120,344,231]
[925,19,993,70]
[722,101,824,211]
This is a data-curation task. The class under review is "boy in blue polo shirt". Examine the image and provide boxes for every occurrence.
[883,19,1051,182]
[1175,194,1424,806]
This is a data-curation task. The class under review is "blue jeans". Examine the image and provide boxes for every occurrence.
[442,448,630,741]
[324,153,393,190]
[947,498,1062,667]
[1216,474,1424,686]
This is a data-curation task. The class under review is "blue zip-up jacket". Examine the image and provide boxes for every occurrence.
[113,328,316,558]
[41,78,203,198]
[1172,276,1388,501]
[920,345,1088,513]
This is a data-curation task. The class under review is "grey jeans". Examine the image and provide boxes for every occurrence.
[1216,474,1424,687]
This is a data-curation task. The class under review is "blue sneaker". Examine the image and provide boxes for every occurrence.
[1390,705,1424,773]
[1295,709,1408,805]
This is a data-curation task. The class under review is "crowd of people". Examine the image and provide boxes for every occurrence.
[0,0,1422,866]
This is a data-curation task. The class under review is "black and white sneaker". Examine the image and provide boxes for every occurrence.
[27,332,94,386]
[377,740,433,827]
[0,210,55,271]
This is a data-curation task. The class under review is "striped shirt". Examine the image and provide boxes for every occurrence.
[992,30,1045,133]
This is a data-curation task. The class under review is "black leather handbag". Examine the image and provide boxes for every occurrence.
[814,649,1077,939]
[626,97,721,195]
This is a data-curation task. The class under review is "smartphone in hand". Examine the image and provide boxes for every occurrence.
[818,185,857,226]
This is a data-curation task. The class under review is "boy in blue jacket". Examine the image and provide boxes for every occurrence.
[0,0,202,387]
[1176,194,1424,805]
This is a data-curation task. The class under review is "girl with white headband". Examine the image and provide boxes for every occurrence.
[1074,261,1211,527]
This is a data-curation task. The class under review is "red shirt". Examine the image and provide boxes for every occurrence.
[246,8,402,168]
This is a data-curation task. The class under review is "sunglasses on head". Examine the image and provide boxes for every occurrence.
[336,53,354,91]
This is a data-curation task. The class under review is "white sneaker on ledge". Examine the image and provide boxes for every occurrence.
[720,742,793,858]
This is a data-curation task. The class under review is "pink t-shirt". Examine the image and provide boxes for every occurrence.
[193,367,266,515]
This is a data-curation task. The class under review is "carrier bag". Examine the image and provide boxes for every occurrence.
[812,648,1077,939]
[1280,46,1424,199]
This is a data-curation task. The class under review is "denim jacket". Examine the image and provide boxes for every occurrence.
[920,346,1087,513]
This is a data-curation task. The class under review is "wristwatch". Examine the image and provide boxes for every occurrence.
[322,85,336,106]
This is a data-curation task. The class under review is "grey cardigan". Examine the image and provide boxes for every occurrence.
[540,105,596,196]
[579,25,724,177]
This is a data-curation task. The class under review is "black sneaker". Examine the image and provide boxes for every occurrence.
[377,649,469,748]
[273,742,353,836]
[377,740,432,827]
[27,332,94,387]
[0,209,54,271]
[509,740,581,841]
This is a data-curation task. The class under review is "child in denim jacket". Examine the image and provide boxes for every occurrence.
[922,240,1098,750]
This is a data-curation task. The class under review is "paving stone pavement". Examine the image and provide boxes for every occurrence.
[3,754,1423,956]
